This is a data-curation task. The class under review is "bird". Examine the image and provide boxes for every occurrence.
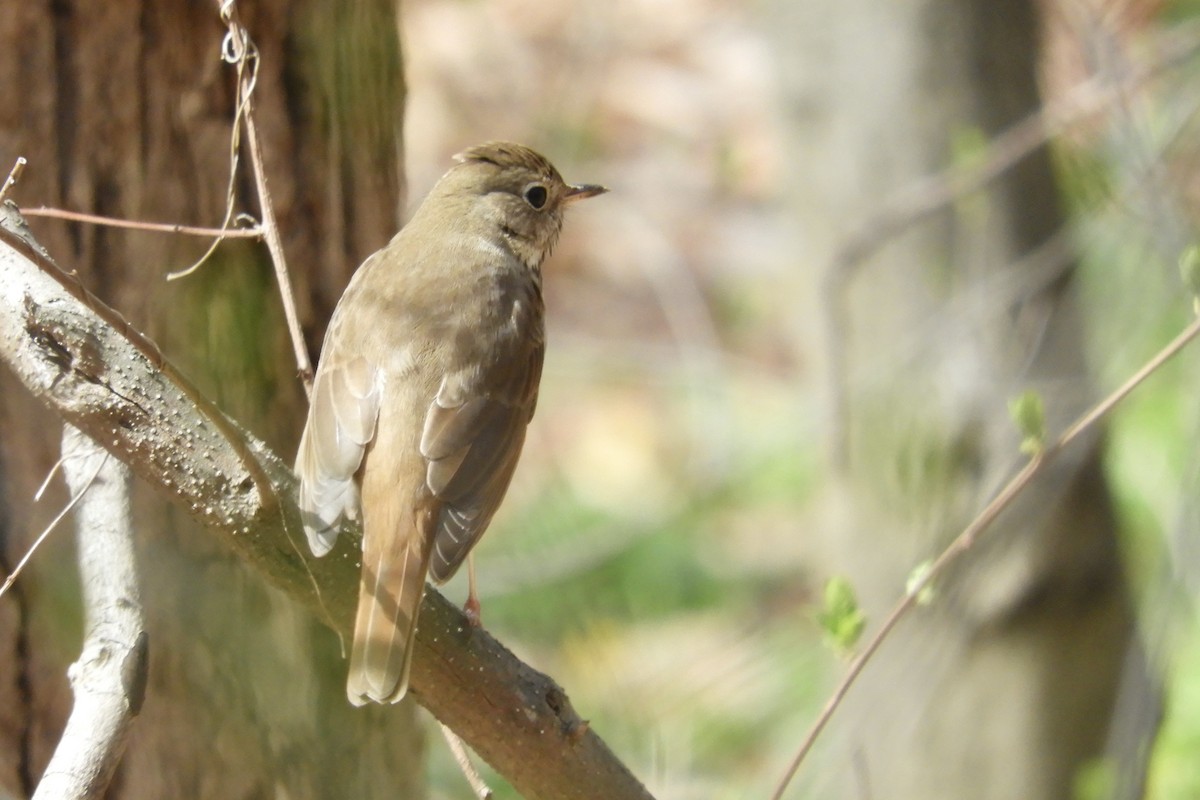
[295,141,606,705]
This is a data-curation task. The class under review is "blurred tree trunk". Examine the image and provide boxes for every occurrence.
[766,0,1141,797]
[0,1,422,797]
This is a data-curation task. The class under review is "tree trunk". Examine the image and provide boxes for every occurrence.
[0,1,422,797]
[765,0,1141,796]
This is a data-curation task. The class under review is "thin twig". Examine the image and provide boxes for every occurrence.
[164,3,256,282]
[34,452,68,501]
[211,0,313,396]
[440,723,493,799]
[1058,313,1200,442]
[0,451,107,601]
[21,206,262,239]
[243,97,313,395]
[0,157,26,203]
[770,310,1200,800]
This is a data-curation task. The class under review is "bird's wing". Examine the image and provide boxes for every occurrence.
[295,355,381,556]
[421,344,543,583]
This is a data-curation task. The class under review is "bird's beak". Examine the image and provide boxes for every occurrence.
[564,183,608,203]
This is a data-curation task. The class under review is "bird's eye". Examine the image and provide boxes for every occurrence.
[523,184,548,209]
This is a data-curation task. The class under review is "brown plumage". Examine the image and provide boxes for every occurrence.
[295,142,606,705]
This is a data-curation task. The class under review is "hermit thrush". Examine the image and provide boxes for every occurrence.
[295,142,606,705]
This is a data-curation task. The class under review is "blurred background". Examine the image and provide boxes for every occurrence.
[402,1,1200,797]
[4,0,1200,798]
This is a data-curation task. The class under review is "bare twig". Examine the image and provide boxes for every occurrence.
[0,449,106,602]
[32,426,144,800]
[20,206,262,239]
[770,310,1200,800]
[440,723,494,800]
[0,157,26,203]
[164,2,257,283]
[243,102,313,395]
[211,0,314,396]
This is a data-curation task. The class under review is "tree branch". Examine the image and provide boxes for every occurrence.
[32,426,145,800]
[0,203,653,800]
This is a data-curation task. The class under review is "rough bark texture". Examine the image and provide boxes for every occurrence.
[766,0,1139,797]
[0,1,427,797]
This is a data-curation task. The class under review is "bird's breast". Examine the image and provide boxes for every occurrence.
[332,231,543,377]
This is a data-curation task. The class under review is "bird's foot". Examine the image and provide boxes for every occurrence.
[464,594,483,628]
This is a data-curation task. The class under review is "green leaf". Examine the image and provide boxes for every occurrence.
[1008,390,1046,455]
[817,576,866,653]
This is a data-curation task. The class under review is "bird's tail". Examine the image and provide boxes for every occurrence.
[347,531,429,706]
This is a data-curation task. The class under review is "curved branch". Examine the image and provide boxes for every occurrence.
[0,204,652,800]
[32,426,145,800]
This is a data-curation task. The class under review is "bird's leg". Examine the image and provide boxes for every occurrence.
[464,554,483,627]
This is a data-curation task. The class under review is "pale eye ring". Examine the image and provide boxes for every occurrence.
[523,183,548,209]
